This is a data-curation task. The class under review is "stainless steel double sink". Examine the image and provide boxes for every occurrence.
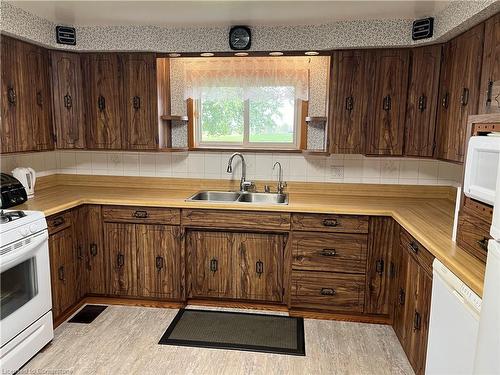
[186,191,288,205]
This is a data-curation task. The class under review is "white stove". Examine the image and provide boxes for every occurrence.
[0,209,53,373]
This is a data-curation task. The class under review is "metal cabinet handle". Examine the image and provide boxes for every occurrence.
[345,96,354,111]
[155,256,164,270]
[132,96,141,110]
[64,93,73,109]
[376,259,384,275]
[322,218,339,227]
[77,245,84,260]
[58,266,65,281]
[117,253,124,268]
[442,92,449,109]
[320,288,336,296]
[461,88,469,106]
[320,249,337,257]
[7,86,16,105]
[409,241,419,254]
[90,243,98,257]
[36,91,43,107]
[210,258,218,273]
[383,95,392,111]
[414,311,422,331]
[418,95,427,112]
[398,288,405,306]
[52,217,65,227]
[133,210,148,219]
[98,95,106,111]
[389,262,396,279]
[256,260,264,277]
[487,80,493,105]
[477,237,489,251]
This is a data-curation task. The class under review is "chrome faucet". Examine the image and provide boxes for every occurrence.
[273,161,287,194]
[226,152,254,192]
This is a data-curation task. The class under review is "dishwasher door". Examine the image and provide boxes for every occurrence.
[425,259,482,375]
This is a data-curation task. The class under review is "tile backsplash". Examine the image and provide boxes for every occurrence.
[1,151,463,187]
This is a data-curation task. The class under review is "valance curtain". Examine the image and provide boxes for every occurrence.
[181,56,310,101]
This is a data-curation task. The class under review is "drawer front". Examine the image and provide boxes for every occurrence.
[292,213,369,233]
[291,271,365,312]
[458,211,491,263]
[47,211,73,235]
[102,206,180,225]
[400,229,434,275]
[291,232,368,274]
[182,209,290,231]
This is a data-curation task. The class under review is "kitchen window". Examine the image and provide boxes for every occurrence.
[182,57,310,150]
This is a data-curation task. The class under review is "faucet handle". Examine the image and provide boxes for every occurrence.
[264,185,271,193]
[241,180,255,192]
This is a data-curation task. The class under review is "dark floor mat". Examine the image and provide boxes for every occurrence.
[68,305,107,324]
[158,309,305,356]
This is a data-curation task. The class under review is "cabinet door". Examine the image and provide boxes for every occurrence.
[365,217,399,316]
[121,53,158,150]
[365,49,409,156]
[187,231,234,299]
[479,13,500,113]
[50,51,85,149]
[49,226,77,319]
[404,45,441,157]
[233,232,284,302]
[393,248,413,347]
[72,206,88,299]
[85,205,106,294]
[330,50,367,154]
[83,53,123,149]
[136,225,182,299]
[104,223,137,296]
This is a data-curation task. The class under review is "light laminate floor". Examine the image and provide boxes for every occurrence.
[24,305,414,375]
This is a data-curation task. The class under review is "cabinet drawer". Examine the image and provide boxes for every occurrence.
[457,211,491,263]
[182,209,290,231]
[102,206,180,225]
[47,211,73,235]
[291,213,369,233]
[400,229,434,276]
[291,232,367,274]
[291,271,365,312]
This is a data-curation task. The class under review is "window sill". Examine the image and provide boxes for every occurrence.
[189,147,304,153]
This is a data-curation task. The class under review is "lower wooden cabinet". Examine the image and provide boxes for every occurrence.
[187,230,285,302]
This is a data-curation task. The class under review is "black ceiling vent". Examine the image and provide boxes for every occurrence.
[56,26,76,45]
[412,17,434,40]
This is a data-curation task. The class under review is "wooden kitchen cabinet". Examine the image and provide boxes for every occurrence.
[330,50,367,154]
[436,23,484,163]
[50,51,86,149]
[479,12,500,114]
[365,49,409,156]
[121,53,158,150]
[82,53,123,149]
[404,45,442,157]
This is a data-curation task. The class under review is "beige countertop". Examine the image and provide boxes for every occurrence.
[19,175,485,297]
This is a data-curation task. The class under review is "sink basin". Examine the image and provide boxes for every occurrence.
[187,191,241,202]
[237,192,288,205]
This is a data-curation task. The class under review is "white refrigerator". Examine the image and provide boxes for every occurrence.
[473,162,500,374]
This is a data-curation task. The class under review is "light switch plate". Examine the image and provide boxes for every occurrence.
[331,165,344,179]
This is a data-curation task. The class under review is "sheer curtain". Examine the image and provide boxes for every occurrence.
[181,57,310,101]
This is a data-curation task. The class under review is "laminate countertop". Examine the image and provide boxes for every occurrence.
[18,176,485,297]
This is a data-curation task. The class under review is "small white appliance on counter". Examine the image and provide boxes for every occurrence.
[11,167,36,198]
[425,259,482,375]
[0,209,53,372]
[463,135,500,206]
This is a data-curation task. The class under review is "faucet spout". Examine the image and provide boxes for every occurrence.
[227,152,252,192]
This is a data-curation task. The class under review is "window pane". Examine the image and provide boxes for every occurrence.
[249,86,295,143]
[200,87,244,143]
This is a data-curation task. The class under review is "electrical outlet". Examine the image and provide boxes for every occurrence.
[331,165,344,179]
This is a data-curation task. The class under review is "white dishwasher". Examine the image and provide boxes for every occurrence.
[425,259,482,375]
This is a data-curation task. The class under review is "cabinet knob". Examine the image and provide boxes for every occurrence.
[409,241,419,254]
[36,91,43,107]
[442,92,449,109]
[320,288,336,296]
[413,310,422,331]
[90,243,98,257]
[58,266,65,281]
[7,86,16,105]
[98,95,106,111]
[383,95,392,111]
[320,249,337,257]
[133,210,148,219]
[418,95,427,112]
[52,216,65,227]
[345,96,354,111]
[322,218,339,227]
[486,80,493,105]
[210,258,218,273]
[256,260,264,277]
[117,253,124,268]
[398,288,405,306]
[375,259,384,275]
[155,256,164,270]
[64,93,73,109]
[460,88,469,106]
[477,237,489,252]
[132,96,141,111]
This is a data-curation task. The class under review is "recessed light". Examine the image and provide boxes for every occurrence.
[305,51,319,56]
[200,52,214,57]
[168,53,181,57]
[269,51,283,56]
[234,52,248,57]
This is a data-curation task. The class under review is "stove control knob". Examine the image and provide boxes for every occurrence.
[20,227,30,237]
[29,224,39,233]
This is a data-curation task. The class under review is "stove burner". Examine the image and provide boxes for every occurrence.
[0,210,27,224]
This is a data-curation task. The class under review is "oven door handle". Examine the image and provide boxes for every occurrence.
[0,231,48,273]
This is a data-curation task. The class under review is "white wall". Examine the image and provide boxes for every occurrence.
[1,151,463,187]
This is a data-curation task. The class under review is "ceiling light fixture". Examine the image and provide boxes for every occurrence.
[168,53,181,57]
[200,52,214,57]
[234,52,248,56]
[269,51,283,56]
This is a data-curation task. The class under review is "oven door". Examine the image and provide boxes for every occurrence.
[0,230,52,347]
[464,136,500,206]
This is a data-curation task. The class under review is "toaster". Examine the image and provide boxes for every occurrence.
[0,173,28,209]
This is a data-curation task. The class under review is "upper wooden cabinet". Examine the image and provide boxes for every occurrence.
[50,51,86,149]
[1,36,53,153]
[330,50,367,154]
[404,45,442,157]
[479,12,500,114]
[121,53,158,150]
[436,23,485,163]
[365,49,409,156]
